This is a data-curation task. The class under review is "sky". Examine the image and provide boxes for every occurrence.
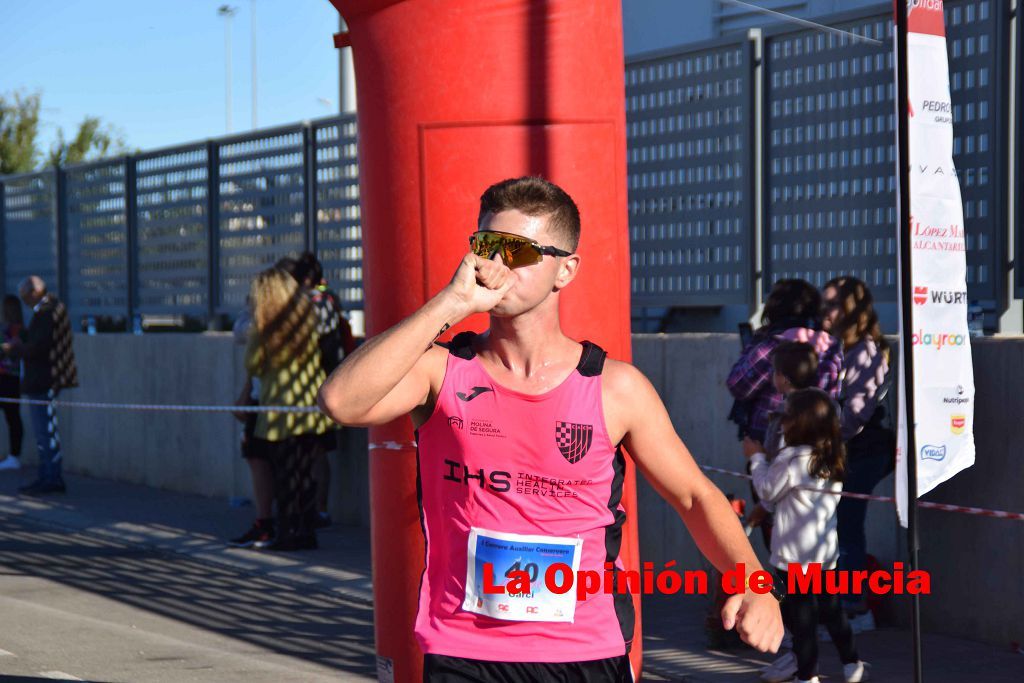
[0,0,342,157]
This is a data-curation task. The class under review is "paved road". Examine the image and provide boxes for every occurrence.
[1,472,1021,682]
[0,515,376,682]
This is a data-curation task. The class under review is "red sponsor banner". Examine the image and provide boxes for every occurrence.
[907,0,946,37]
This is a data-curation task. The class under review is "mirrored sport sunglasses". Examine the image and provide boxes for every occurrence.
[468,230,572,269]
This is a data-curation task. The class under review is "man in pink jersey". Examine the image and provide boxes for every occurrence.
[319,177,783,681]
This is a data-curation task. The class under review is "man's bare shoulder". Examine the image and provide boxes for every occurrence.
[602,358,659,404]
[423,341,451,380]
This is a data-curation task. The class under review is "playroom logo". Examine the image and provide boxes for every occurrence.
[911,330,966,349]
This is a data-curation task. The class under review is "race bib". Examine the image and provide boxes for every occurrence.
[463,527,582,623]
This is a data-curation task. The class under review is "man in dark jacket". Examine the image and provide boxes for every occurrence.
[1,276,78,494]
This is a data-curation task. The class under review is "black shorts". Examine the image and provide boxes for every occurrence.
[422,653,632,683]
[241,414,271,461]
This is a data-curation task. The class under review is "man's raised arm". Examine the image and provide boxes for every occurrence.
[317,253,514,426]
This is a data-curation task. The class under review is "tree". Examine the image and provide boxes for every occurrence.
[0,90,42,174]
[47,117,130,168]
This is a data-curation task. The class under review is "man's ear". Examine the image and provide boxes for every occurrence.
[553,253,581,290]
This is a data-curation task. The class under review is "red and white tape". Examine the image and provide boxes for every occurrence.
[700,464,1024,522]
[2,397,1018,520]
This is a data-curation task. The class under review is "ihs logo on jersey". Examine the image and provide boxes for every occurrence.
[556,422,593,463]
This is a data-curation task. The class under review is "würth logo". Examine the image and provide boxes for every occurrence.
[456,386,493,402]
[913,287,968,306]
[556,422,593,464]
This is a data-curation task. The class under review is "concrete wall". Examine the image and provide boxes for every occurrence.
[5,333,370,529]
[2,333,1019,645]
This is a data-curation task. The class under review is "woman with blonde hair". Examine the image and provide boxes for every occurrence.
[245,266,332,551]
[821,276,895,632]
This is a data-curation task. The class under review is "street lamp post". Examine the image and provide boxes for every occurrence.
[218,5,238,134]
[250,0,258,129]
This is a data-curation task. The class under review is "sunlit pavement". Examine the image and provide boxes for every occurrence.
[0,471,1020,682]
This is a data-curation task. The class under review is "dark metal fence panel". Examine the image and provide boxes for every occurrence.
[216,125,308,313]
[945,0,1009,305]
[134,144,210,315]
[64,160,129,319]
[1017,0,1024,299]
[763,1,1008,305]
[313,114,364,309]
[1,171,59,296]
[626,38,755,307]
[762,8,898,297]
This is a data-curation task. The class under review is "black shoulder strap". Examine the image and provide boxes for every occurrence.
[576,340,607,377]
[436,331,477,360]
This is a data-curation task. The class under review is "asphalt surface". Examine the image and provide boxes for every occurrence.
[1,471,1021,682]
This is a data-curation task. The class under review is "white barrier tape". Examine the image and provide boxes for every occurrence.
[700,464,1024,522]
[369,441,418,450]
[0,396,318,414]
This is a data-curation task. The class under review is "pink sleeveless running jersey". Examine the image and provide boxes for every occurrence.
[414,332,634,663]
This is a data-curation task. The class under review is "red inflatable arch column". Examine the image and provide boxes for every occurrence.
[327,1,640,680]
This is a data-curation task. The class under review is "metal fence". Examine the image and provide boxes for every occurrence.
[0,114,362,327]
[1,1,1018,331]
[626,0,1017,322]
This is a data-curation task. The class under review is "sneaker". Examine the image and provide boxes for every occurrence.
[315,511,332,529]
[844,660,871,682]
[848,610,876,634]
[760,650,797,682]
[0,455,21,471]
[18,479,66,495]
[228,519,275,549]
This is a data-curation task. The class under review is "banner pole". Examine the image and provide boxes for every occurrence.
[894,2,923,682]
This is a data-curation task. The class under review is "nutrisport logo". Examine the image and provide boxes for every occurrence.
[911,330,966,350]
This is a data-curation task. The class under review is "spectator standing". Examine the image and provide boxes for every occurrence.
[246,267,332,550]
[228,299,277,548]
[745,389,871,683]
[727,279,843,444]
[1,277,78,495]
[822,276,895,632]
[293,252,354,528]
[0,295,25,470]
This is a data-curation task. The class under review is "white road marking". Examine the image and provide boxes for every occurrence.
[0,647,16,656]
[38,672,85,681]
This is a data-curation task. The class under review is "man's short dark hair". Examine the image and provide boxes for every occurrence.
[478,177,581,252]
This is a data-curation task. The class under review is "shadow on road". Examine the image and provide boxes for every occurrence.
[0,515,376,678]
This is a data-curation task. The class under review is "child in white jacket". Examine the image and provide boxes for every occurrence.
[745,388,871,683]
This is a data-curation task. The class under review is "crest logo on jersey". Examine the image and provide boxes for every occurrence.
[556,422,593,464]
